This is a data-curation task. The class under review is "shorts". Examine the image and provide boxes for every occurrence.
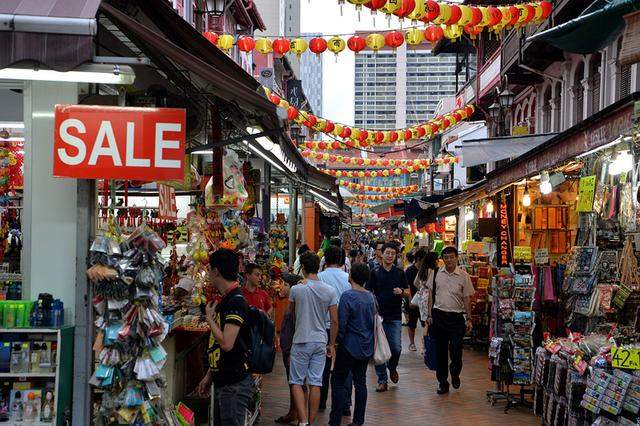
[289,342,327,387]
[408,307,425,330]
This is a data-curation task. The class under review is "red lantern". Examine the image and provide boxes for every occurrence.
[423,0,440,22]
[385,31,405,50]
[424,25,444,45]
[382,159,390,167]
[430,122,439,133]
[389,131,399,142]
[420,159,428,166]
[540,1,553,19]
[329,155,337,162]
[325,121,335,133]
[426,223,435,234]
[272,38,290,56]
[305,141,313,149]
[452,112,462,122]
[465,105,474,117]
[394,0,416,19]
[360,140,369,148]
[365,0,386,13]
[374,131,385,143]
[269,94,281,105]
[442,118,451,128]
[417,127,426,138]
[203,31,219,45]
[359,129,369,142]
[309,37,328,57]
[508,6,519,25]
[357,158,365,165]
[306,115,318,127]
[364,171,371,178]
[488,6,502,27]
[287,106,299,120]
[318,141,327,149]
[401,167,408,174]
[347,35,367,54]
[340,127,352,139]
[523,4,536,23]
[464,25,482,39]
[302,150,311,157]
[315,153,324,161]
[469,6,483,26]
[443,157,451,164]
[345,140,354,149]
[404,129,413,140]
[446,5,462,25]
[343,157,351,165]
[237,36,256,53]
[434,221,445,233]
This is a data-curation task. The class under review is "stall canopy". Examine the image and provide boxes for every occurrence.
[528,0,640,54]
[0,0,100,71]
[459,133,557,167]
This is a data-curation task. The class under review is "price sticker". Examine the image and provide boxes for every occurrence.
[611,347,640,370]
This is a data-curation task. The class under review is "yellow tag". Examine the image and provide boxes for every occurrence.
[612,347,640,370]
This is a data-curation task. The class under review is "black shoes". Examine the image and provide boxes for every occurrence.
[436,386,449,395]
[452,377,461,389]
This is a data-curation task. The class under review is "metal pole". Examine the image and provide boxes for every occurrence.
[289,184,298,267]
[262,164,271,233]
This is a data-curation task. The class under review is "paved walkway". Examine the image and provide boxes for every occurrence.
[261,328,539,426]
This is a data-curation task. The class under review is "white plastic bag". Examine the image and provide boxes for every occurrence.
[372,314,391,366]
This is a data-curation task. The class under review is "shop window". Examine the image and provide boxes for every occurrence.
[620,64,632,99]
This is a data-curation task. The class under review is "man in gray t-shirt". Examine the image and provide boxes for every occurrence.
[289,252,338,426]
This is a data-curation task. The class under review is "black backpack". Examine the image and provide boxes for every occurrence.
[233,295,276,374]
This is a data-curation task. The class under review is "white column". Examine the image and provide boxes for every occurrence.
[395,43,407,130]
[535,85,545,134]
[582,55,592,118]
[561,62,571,130]
[23,81,78,325]
[631,63,640,93]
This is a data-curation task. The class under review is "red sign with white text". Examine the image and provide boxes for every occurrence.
[158,184,178,221]
[53,105,186,181]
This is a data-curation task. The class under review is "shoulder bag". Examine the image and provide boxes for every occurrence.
[370,293,391,366]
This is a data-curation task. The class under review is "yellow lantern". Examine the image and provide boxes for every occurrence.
[383,131,391,142]
[382,170,390,177]
[327,37,346,57]
[443,25,463,40]
[458,5,473,26]
[432,3,451,25]
[336,171,343,177]
[499,6,512,27]
[371,171,378,178]
[294,114,306,125]
[366,33,385,53]
[407,0,427,23]
[364,158,371,165]
[217,34,234,53]
[350,158,358,165]
[398,130,406,141]
[411,127,420,139]
[479,7,491,27]
[351,128,361,140]
[380,0,401,17]
[407,166,415,172]
[332,123,344,136]
[389,159,397,167]
[394,169,401,176]
[422,124,432,136]
[255,38,273,55]
[347,171,354,178]
[516,5,529,24]
[358,171,365,178]
[279,99,289,109]
[406,28,425,48]
[322,153,330,160]
[533,3,544,21]
[290,38,308,57]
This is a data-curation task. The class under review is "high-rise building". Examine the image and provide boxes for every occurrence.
[300,33,323,116]
[354,43,460,131]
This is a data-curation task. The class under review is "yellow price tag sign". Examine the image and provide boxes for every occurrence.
[611,347,640,370]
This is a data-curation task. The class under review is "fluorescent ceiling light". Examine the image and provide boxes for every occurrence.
[243,141,285,173]
[0,123,24,129]
[310,189,338,209]
[576,136,631,159]
[245,126,296,173]
[191,151,213,155]
[0,64,135,85]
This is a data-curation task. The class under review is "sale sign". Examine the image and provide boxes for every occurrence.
[53,105,186,181]
[158,184,178,221]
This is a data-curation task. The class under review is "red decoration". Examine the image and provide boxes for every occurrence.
[306,115,318,127]
[424,25,444,44]
[365,0,386,11]
[374,131,385,143]
[469,6,483,26]
[329,155,337,162]
[309,37,328,56]
[287,106,299,120]
[389,131,398,142]
[523,4,536,23]
[305,141,313,149]
[508,6,519,26]
[385,31,405,50]
[540,1,553,19]
[347,35,367,54]
[417,127,426,138]
[423,0,440,22]
[446,5,462,25]
[394,0,416,19]
[464,26,482,39]
[237,36,255,53]
[359,130,369,142]
[272,38,291,56]
[269,94,281,105]
[404,129,413,140]
[203,31,218,45]
[452,112,462,122]
[340,127,352,139]
[325,121,335,133]
[488,6,502,27]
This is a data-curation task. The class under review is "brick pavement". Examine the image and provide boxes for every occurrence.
[260,328,539,426]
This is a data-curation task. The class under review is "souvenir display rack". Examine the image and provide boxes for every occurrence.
[460,253,492,346]
[487,265,536,412]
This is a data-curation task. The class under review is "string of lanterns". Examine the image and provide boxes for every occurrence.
[339,180,419,193]
[353,192,416,201]
[265,88,475,146]
[338,1,553,35]
[203,1,552,56]
[345,199,379,209]
[300,148,459,169]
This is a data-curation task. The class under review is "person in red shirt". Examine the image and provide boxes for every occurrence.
[241,263,273,316]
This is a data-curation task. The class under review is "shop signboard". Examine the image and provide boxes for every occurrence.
[287,80,304,109]
[53,105,186,181]
[158,184,177,221]
[467,241,485,254]
[513,246,533,262]
[497,190,514,267]
[535,248,549,265]
[576,175,597,212]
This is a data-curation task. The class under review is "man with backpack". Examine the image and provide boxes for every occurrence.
[289,251,338,426]
[195,249,254,426]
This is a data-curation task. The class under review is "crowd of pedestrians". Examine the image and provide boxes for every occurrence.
[197,239,476,426]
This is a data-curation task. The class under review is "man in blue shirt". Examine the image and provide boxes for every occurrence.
[366,243,409,392]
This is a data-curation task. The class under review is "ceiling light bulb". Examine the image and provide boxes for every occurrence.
[465,210,474,221]
[486,201,494,214]
[540,181,552,195]
[610,150,633,176]
[522,192,532,207]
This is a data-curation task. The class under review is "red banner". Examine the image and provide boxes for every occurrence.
[53,105,186,181]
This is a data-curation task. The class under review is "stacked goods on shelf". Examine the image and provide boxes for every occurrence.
[88,224,171,425]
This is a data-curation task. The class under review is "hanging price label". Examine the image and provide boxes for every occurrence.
[611,347,640,370]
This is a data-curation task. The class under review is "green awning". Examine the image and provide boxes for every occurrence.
[528,0,640,54]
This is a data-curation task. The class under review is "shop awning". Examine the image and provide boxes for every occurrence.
[436,182,488,216]
[527,0,640,54]
[0,0,100,71]
[459,133,557,167]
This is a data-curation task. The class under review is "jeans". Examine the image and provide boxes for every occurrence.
[431,309,466,389]
[329,345,369,426]
[374,319,402,385]
[321,330,352,409]
[213,375,254,426]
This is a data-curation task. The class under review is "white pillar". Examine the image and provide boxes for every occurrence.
[395,43,407,130]
[23,81,78,325]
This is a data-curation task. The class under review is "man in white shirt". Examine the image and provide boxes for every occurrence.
[426,246,475,395]
[318,245,353,412]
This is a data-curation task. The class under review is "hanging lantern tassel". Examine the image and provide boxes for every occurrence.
[339,0,345,15]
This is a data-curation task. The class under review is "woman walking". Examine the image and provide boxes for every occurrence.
[413,252,440,325]
[329,263,376,426]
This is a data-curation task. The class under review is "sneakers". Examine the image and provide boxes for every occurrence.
[452,376,461,389]
[436,386,449,395]
[376,383,388,392]
[389,369,399,384]
[408,343,417,351]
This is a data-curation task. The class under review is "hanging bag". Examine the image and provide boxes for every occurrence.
[423,268,439,371]
[370,272,391,366]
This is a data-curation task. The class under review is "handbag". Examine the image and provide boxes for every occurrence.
[370,293,391,366]
[423,268,439,370]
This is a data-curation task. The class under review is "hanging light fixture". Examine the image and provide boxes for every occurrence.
[465,209,475,221]
[540,171,552,195]
[498,86,515,109]
[609,150,634,176]
[486,200,494,214]
[488,102,501,120]
[522,183,532,207]
[207,0,226,17]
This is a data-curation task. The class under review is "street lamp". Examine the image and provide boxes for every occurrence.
[498,87,515,109]
[207,0,226,16]
[488,102,502,120]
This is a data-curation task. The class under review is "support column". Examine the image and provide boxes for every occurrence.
[395,43,407,130]
[23,81,78,324]
[262,163,271,232]
[288,184,298,267]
